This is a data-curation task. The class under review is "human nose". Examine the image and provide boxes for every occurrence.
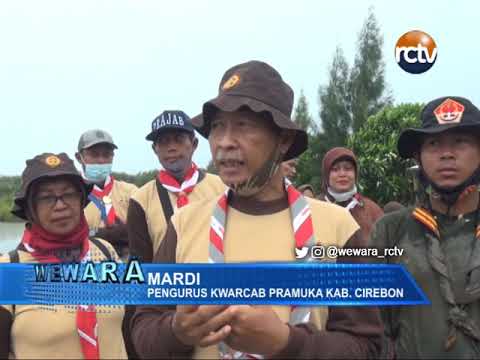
[214,123,237,149]
[438,143,455,160]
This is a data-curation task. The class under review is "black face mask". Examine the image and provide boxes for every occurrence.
[418,166,480,207]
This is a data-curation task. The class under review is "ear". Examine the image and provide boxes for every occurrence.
[151,143,158,155]
[192,137,199,152]
[75,152,82,164]
[278,130,295,157]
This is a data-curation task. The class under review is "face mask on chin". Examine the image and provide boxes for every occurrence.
[84,163,112,184]
[162,157,191,179]
[228,146,283,198]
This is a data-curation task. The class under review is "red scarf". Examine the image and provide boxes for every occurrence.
[157,162,199,208]
[21,215,100,359]
[21,215,90,262]
[89,175,117,226]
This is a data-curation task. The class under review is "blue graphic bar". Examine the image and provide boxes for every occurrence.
[0,262,429,306]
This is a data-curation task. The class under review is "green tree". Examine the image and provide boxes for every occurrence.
[349,7,392,132]
[206,160,218,175]
[348,103,422,206]
[294,90,317,134]
[113,170,157,187]
[319,46,351,147]
[294,132,330,193]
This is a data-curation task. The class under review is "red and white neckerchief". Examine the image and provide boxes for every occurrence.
[23,232,100,359]
[88,175,117,226]
[76,250,100,360]
[157,162,199,208]
[325,192,362,211]
[210,178,316,359]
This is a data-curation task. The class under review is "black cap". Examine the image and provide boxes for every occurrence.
[398,96,480,158]
[145,110,194,141]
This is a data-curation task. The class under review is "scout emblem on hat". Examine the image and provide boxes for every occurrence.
[45,155,62,168]
[222,74,240,90]
[434,98,465,124]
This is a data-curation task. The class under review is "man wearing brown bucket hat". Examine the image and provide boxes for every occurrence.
[130,61,384,359]
[370,96,480,358]
[0,153,127,359]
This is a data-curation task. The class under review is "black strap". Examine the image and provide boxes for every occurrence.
[89,237,113,261]
[156,178,175,225]
[8,250,18,315]
[8,250,19,264]
[154,169,206,224]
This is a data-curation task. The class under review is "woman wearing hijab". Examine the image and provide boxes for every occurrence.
[0,153,127,359]
[319,147,384,241]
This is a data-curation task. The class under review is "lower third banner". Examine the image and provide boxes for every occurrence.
[0,262,429,306]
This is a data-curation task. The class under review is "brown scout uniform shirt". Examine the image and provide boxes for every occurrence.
[127,170,225,263]
[0,239,127,359]
[131,196,384,359]
[84,179,137,259]
[84,179,138,231]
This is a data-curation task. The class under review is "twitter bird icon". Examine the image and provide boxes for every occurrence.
[295,246,309,259]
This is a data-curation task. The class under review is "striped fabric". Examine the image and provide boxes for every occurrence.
[76,249,100,359]
[413,206,480,242]
[77,304,100,359]
[209,179,317,358]
[412,207,440,237]
[157,162,199,208]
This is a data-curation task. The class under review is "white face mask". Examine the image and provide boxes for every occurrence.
[327,184,358,203]
[84,163,112,184]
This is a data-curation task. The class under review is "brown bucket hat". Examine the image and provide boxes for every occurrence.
[12,152,92,220]
[191,60,308,160]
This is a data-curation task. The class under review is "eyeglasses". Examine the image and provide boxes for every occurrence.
[35,191,82,208]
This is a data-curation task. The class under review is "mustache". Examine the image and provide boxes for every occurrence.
[215,150,243,162]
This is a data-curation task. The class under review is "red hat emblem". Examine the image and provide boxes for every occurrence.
[434,98,465,124]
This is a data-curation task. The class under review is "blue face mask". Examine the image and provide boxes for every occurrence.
[84,163,112,183]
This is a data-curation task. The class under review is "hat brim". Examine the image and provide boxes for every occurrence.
[192,94,308,160]
[145,126,195,141]
[398,123,480,158]
[11,172,93,221]
[79,140,118,152]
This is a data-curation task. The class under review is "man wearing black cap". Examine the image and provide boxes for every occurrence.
[75,129,138,260]
[130,61,383,359]
[127,110,225,263]
[370,96,480,358]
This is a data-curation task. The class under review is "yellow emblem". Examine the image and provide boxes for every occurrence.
[222,74,240,90]
[45,155,61,168]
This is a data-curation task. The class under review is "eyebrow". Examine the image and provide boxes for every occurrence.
[37,184,76,194]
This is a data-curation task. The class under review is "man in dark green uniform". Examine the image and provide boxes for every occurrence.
[370,96,480,358]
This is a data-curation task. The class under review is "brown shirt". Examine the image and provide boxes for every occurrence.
[127,171,225,263]
[131,195,384,359]
[320,193,384,243]
[85,179,138,257]
[0,239,127,359]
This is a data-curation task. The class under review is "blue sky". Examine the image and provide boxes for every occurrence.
[1,0,479,175]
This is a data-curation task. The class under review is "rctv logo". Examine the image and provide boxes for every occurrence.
[395,30,437,74]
